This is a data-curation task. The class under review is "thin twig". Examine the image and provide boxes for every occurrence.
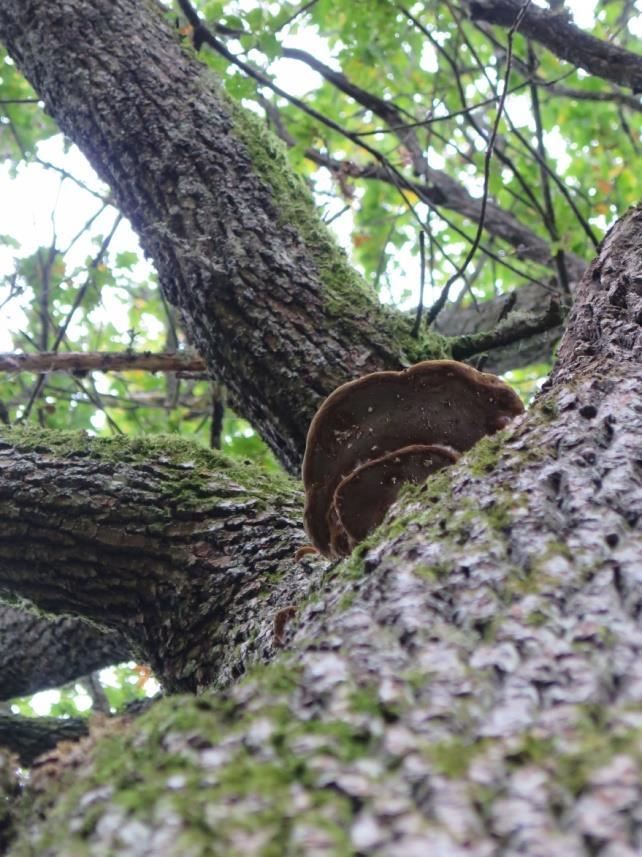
[403,2,546,220]
[426,0,533,327]
[70,374,124,435]
[324,204,350,226]
[412,230,426,337]
[272,0,319,36]
[18,217,122,423]
[467,18,599,249]
[527,41,570,293]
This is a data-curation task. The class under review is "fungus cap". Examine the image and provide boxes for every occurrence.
[332,444,460,554]
[302,359,524,557]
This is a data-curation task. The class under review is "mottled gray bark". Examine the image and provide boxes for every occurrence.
[0,604,131,700]
[0,749,18,853]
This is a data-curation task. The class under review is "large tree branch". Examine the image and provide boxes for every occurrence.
[0,430,325,693]
[542,81,642,113]
[0,604,131,700]
[468,0,642,91]
[451,296,564,359]
[8,207,642,855]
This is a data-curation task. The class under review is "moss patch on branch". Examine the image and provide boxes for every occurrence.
[220,87,451,366]
[0,425,300,510]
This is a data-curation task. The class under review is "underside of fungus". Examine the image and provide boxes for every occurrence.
[302,360,525,558]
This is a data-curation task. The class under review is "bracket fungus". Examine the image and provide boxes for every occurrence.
[302,359,524,558]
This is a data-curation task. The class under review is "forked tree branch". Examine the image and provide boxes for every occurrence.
[468,0,642,91]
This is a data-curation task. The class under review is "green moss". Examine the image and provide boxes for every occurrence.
[531,539,573,571]
[504,719,642,797]
[599,626,617,648]
[337,590,356,610]
[217,85,451,364]
[429,737,482,778]
[466,433,505,477]
[524,610,548,627]
[0,425,299,510]
[536,395,558,423]
[412,563,448,582]
[350,685,383,717]
[483,495,515,533]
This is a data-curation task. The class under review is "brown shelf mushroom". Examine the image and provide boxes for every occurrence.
[302,359,524,557]
[332,443,460,555]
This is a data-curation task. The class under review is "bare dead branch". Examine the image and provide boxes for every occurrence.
[0,351,206,375]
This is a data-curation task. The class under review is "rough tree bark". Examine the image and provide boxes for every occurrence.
[0,201,640,857]
[0,1,641,855]
[0,603,130,699]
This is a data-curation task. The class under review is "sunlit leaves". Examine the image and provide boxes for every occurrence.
[10,663,158,719]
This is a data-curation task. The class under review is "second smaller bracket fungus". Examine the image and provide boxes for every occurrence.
[303,359,524,557]
[332,444,460,555]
